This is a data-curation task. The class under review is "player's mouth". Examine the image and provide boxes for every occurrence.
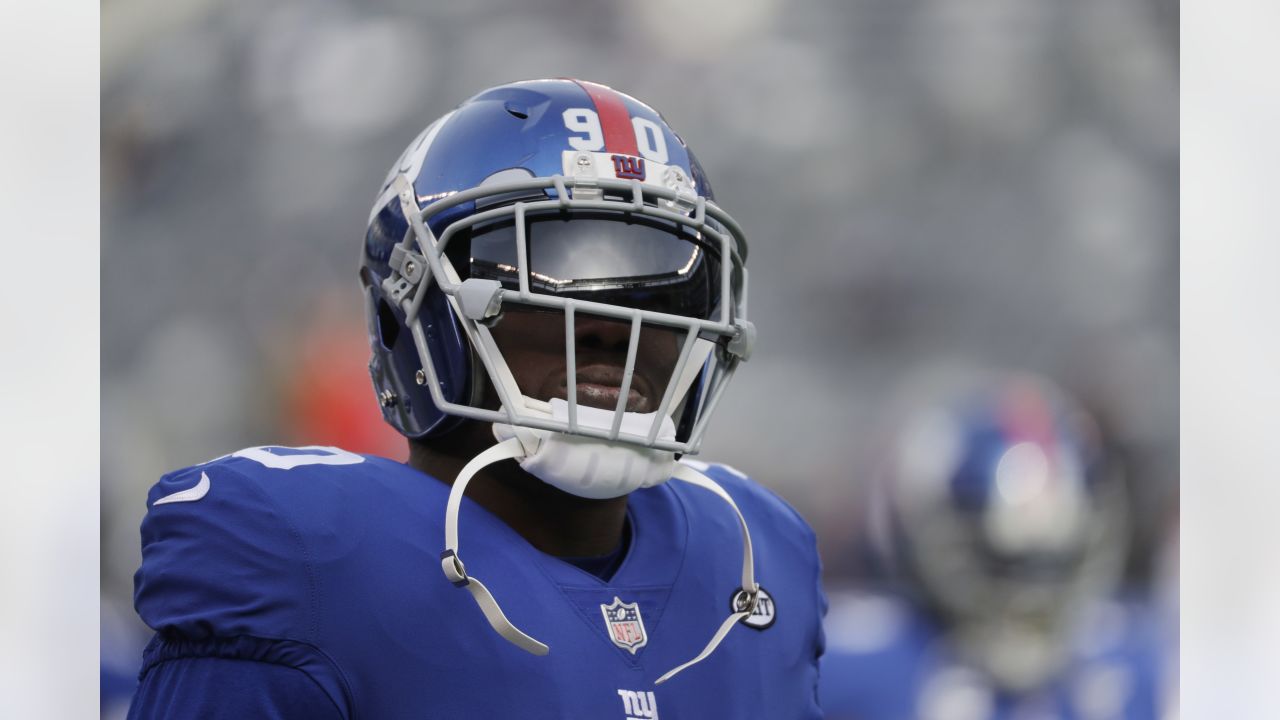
[558,364,655,413]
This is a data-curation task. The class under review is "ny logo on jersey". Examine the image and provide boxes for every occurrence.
[600,596,648,653]
[617,689,659,719]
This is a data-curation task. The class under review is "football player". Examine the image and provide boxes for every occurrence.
[820,373,1164,720]
[129,79,825,718]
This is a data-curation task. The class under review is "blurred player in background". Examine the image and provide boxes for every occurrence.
[127,79,824,718]
[820,372,1166,720]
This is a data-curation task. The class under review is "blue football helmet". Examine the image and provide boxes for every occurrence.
[360,79,752,453]
[869,372,1128,690]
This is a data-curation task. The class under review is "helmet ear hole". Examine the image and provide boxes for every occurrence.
[376,299,401,351]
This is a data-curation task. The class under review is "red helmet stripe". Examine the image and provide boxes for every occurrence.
[998,382,1056,449]
[574,80,640,156]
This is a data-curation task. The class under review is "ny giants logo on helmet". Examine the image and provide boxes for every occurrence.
[610,154,646,181]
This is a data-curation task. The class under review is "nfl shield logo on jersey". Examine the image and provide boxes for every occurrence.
[600,596,648,654]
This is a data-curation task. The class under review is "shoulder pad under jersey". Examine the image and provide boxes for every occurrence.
[133,446,373,643]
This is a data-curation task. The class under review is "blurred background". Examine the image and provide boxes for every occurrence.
[101,0,1177,716]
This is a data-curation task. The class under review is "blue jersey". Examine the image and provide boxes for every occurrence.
[819,591,1164,720]
[130,446,825,719]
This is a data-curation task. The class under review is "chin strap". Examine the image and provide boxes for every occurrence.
[654,462,759,685]
[440,442,759,683]
[440,437,550,656]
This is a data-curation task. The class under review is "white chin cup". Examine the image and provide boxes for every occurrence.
[492,398,677,500]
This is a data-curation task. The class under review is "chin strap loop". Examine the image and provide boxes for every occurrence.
[441,445,760,676]
[655,462,759,685]
[441,437,550,656]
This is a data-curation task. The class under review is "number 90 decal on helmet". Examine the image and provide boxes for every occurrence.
[360,78,754,454]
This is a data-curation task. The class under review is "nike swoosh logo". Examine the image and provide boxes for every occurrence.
[154,472,211,505]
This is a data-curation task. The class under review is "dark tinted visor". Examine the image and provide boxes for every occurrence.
[451,210,723,319]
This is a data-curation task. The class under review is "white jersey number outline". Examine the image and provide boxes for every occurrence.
[231,445,365,471]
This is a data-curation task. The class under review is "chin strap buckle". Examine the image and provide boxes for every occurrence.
[731,585,760,615]
[440,549,469,588]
